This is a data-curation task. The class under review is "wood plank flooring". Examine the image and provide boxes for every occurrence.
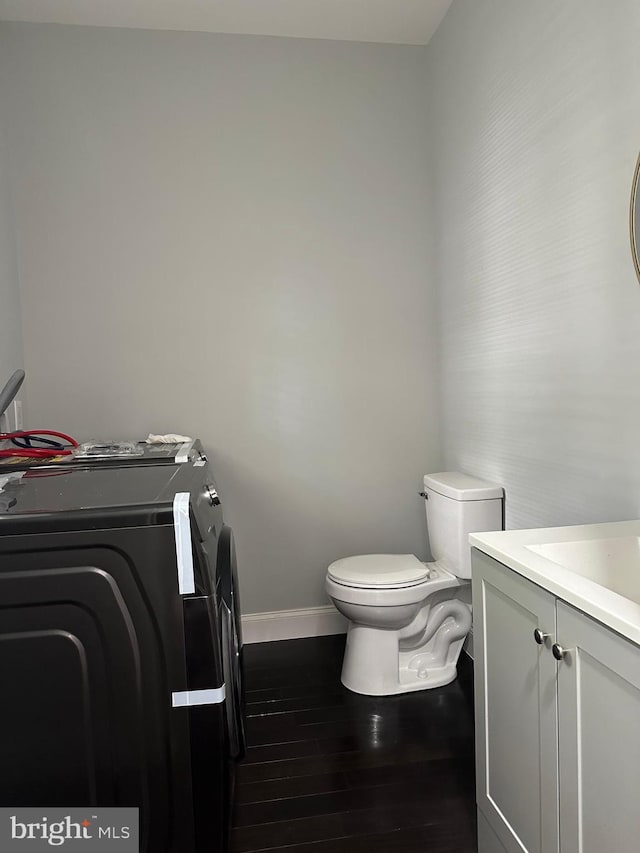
[232,634,477,853]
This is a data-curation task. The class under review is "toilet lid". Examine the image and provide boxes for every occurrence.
[327,554,430,588]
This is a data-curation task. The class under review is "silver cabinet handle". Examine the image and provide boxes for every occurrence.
[533,628,550,645]
[552,643,567,661]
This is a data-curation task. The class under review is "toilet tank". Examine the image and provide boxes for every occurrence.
[423,472,503,579]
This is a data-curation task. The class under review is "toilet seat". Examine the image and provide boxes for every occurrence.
[327,554,430,589]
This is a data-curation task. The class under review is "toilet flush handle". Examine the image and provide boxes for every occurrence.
[419,492,428,500]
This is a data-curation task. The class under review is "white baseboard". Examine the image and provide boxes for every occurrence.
[242,604,347,644]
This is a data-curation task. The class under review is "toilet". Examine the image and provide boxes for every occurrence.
[326,472,503,696]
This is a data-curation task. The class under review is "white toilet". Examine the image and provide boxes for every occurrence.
[326,472,503,696]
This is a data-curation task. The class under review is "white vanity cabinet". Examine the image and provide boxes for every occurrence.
[473,548,640,853]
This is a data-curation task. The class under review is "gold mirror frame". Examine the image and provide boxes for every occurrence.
[630,150,640,285]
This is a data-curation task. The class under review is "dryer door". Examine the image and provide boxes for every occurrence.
[217,525,246,760]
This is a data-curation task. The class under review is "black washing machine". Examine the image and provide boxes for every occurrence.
[0,453,245,852]
[1,439,246,754]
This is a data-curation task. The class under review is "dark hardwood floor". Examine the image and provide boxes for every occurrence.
[232,634,477,853]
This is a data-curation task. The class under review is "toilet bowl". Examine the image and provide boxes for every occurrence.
[326,472,503,696]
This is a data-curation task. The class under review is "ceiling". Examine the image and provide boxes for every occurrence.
[0,0,453,45]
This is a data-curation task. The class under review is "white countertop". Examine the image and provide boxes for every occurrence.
[470,519,640,647]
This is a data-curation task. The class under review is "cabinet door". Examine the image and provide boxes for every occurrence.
[472,550,558,853]
[556,603,640,853]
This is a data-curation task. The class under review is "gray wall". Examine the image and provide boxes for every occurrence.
[428,0,640,530]
[0,119,23,383]
[0,23,439,612]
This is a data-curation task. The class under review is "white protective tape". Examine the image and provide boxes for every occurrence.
[175,440,195,464]
[173,492,195,595]
[172,685,226,707]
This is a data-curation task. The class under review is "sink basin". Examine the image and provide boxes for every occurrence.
[470,519,640,646]
[527,537,640,607]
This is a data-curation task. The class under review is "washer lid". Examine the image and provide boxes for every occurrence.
[327,554,430,587]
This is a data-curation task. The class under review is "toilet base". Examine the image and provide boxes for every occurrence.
[342,662,459,696]
[340,621,465,696]
[340,624,400,696]
[399,661,458,692]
